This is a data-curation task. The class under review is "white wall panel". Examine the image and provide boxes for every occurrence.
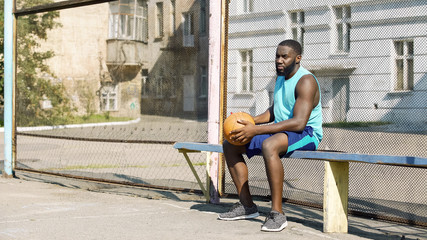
[305,8,330,26]
[351,22,427,41]
[228,34,286,49]
[350,75,392,92]
[350,92,427,109]
[352,1,427,22]
[304,28,330,45]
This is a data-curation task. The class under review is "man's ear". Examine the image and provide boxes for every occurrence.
[296,55,302,64]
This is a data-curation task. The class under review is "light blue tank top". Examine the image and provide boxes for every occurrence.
[273,66,323,143]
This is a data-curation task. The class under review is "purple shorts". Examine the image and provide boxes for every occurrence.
[245,126,319,159]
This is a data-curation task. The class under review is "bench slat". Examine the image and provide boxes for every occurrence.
[289,151,427,167]
[173,142,224,153]
[173,142,427,167]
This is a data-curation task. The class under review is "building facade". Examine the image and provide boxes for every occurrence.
[227,0,427,124]
[41,0,209,120]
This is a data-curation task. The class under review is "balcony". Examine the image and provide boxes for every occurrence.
[106,39,147,66]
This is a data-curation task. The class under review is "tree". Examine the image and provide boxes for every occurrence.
[1,0,74,126]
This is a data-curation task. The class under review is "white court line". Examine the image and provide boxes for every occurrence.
[0,118,141,132]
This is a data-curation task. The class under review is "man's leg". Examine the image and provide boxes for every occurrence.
[222,140,254,207]
[259,133,289,232]
[218,140,259,221]
[261,133,289,213]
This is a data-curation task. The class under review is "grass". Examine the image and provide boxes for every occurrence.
[323,121,391,128]
[193,162,207,166]
[0,114,134,128]
[127,165,149,168]
[160,162,206,168]
[46,164,121,171]
[161,163,182,167]
[67,114,134,125]
[43,162,206,171]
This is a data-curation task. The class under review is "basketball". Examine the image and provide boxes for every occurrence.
[223,112,255,146]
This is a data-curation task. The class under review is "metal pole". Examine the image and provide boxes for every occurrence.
[3,0,14,177]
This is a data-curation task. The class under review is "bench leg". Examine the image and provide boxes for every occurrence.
[323,161,349,233]
[182,152,210,202]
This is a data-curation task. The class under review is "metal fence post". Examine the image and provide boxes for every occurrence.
[3,0,15,178]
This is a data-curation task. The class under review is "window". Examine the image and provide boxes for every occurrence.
[170,0,176,33]
[183,12,194,47]
[242,0,253,13]
[101,84,118,111]
[169,76,177,98]
[155,70,164,97]
[332,6,351,53]
[141,70,149,97]
[200,0,207,34]
[393,40,414,91]
[199,66,208,97]
[156,2,164,38]
[240,50,253,92]
[109,0,148,42]
[290,11,305,51]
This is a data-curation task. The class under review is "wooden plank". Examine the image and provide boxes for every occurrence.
[14,0,114,16]
[173,142,224,153]
[323,161,349,233]
[290,151,427,167]
[173,142,427,167]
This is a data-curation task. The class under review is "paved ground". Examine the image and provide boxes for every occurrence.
[1,171,426,240]
[1,117,426,239]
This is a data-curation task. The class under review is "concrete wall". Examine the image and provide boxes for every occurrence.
[37,0,209,120]
[40,3,110,116]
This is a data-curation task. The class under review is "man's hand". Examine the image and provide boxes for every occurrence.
[230,119,257,144]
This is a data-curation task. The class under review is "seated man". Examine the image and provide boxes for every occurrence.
[218,39,323,232]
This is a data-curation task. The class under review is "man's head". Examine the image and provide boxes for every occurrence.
[275,40,302,77]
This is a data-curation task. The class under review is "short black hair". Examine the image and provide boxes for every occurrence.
[278,39,302,55]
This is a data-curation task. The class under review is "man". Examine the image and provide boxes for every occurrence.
[218,40,323,232]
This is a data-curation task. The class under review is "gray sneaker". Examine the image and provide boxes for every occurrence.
[218,202,260,221]
[261,210,288,232]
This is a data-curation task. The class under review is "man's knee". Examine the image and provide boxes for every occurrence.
[261,140,276,158]
[261,136,286,160]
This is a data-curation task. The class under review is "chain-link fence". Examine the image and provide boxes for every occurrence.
[224,0,426,226]
[14,0,210,194]
[11,0,427,227]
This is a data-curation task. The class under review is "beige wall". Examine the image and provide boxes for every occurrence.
[38,0,208,120]
[40,3,110,116]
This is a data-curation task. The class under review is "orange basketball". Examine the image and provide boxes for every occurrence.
[223,112,255,146]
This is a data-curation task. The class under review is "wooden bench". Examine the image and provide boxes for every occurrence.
[173,141,427,233]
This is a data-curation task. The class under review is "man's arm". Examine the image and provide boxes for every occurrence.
[231,75,318,142]
[253,105,274,125]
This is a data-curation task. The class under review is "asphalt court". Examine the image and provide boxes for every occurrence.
[1,172,426,240]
